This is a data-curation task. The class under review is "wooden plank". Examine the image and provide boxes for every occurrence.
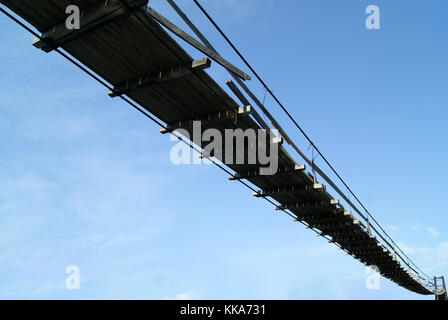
[109,57,211,97]
[142,6,251,81]
[226,80,271,131]
[226,80,250,106]
[276,199,339,211]
[254,183,325,198]
[160,105,253,134]
[33,0,148,52]
[229,164,305,181]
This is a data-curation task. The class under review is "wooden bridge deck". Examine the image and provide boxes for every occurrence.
[0,0,434,295]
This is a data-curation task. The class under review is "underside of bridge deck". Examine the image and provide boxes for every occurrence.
[0,0,435,295]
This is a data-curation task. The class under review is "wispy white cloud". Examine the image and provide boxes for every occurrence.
[0,142,173,298]
[17,114,96,140]
[427,227,440,238]
[398,241,448,273]
[387,225,400,232]
[175,292,198,300]
[205,0,273,19]
[411,223,425,231]
[411,223,440,238]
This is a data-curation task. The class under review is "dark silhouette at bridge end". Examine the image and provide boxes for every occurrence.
[434,276,447,300]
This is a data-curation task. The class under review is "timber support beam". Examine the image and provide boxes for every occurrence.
[160,105,253,134]
[109,57,211,97]
[276,199,340,211]
[33,0,148,52]
[229,164,306,181]
[143,6,251,80]
[253,183,325,198]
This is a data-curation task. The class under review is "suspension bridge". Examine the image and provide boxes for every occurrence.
[1,0,446,299]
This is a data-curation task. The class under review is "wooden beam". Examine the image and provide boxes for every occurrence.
[109,57,211,97]
[276,199,339,211]
[303,215,346,225]
[225,80,271,131]
[343,242,385,249]
[142,6,251,81]
[160,105,253,134]
[307,221,350,229]
[229,164,305,180]
[325,229,367,237]
[253,183,325,198]
[332,236,371,243]
[33,0,147,52]
[226,80,250,106]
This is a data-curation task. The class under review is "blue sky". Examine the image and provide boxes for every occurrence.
[0,0,447,299]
